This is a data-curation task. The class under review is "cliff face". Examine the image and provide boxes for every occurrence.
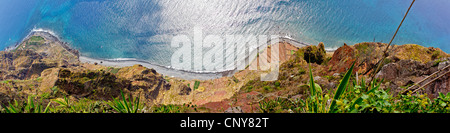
[326,42,450,97]
[0,34,80,81]
[324,42,450,98]
[1,32,450,112]
[217,42,450,112]
[328,43,358,74]
[375,58,450,98]
[0,33,263,107]
[51,64,172,102]
[0,33,180,105]
[0,49,46,80]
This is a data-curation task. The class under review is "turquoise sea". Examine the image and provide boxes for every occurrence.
[1,0,449,72]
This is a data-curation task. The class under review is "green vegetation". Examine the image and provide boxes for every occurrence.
[274,81,281,87]
[231,76,239,83]
[328,62,354,113]
[193,80,200,90]
[23,36,45,48]
[29,36,45,42]
[245,86,253,93]
[258,62,450,113]
[1,80,11,84]
[106,67,120,74]
[151,103,197,113]
[108,91,142,113]
[433,58,447,67]
[263,86,273,92]
[302,43,326,64]
[2,96,50,113]
[2,60,450,113]
[259,97,292,113]
[0,90,199,113]
[355,43,370,54]
[2,51,450,113]
[297,68,306,75]
[432,50,440,59]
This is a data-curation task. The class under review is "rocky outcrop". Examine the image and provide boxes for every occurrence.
[375,58,450,98]
[326,42,450,98]
[3,31,450,113]
[0,49,54,80]
[0,32,80,81]
[55,69,131,100]
[178,85,192,95]
[328,43,358,74]
[376,60,437,81]
[116,64,171,101]
[326,43,449,76]
[375,59,435,94]
[14,33,80,65]
[427,73,450,98]
[0,33,177,104]
[390,44,448,64]
[52,64,175,101]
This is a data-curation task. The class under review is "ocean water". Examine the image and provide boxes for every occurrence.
[1,0,449,72]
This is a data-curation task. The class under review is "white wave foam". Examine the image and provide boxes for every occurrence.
[31,28,59,38]
[106,58,138,61]
[325,46,339,52]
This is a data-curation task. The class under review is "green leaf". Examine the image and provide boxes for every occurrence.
[108,90,142,113]
[355,89,360,94]
[361,94,369,100]
[307,63,320,112]
[350,97,363,112]
[107,98,121,113]
[440,101,447,107]
[36,103,41,113]
[361,78,366,91]
[26,96,35,113]
[54,100,66,107]
[439,92,445,99]
[329,62,355,113]
[5,102,13,113]
[314,83,322,94]
[194,81,200,90]
[134,97,140,113]
[8,100,18,113]
[308,64,316,96]
[121,90,130,113]
[367,81,380,94]
[43,101,51,113]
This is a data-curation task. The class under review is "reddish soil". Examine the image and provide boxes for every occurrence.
[200,91,261,113]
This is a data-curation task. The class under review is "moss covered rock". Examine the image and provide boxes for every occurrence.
[116,64,171,101]
[55,69,131,100]
[391,44,449,64]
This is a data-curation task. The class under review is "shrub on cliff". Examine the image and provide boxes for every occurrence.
[302,42,326,64]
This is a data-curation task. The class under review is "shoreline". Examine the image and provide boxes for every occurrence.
[79,56,235,80]
[79,35,317,80]
[10,29,318,80]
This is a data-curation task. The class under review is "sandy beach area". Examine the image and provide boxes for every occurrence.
[79,56,234,80]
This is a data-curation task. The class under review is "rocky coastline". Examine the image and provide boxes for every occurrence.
[1,30,450,113]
